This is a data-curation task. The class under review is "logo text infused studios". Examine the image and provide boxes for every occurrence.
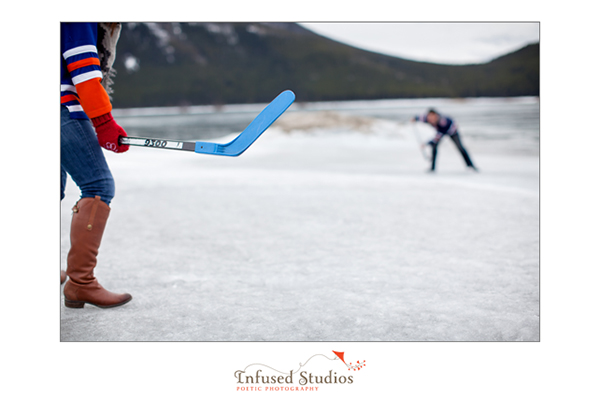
[234,350,366,392]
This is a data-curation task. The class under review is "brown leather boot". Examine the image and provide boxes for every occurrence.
[63,196,132,308]
[61,270,67,284]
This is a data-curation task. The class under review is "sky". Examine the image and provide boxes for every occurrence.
[299,23,540,65]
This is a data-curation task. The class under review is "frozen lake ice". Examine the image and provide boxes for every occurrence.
[61,97,539,341]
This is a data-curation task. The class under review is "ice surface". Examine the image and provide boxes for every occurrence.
[60,104,539,341]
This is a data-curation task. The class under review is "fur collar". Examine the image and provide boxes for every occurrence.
[97,23,122,98]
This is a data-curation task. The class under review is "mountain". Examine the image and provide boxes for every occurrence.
[110,23,539,108]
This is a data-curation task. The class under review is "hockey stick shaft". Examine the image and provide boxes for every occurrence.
[120,136,196,151]
[119,90,295,156]
[411,123,430,161]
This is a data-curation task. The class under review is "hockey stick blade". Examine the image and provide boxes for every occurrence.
[119,90,295,156]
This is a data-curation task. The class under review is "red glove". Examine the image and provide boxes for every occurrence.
[91,112,130,153]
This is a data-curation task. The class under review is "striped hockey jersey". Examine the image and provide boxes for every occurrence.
[60,23,112,120]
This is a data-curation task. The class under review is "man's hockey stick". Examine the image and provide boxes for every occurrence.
[119,90,295,156]
[411,122,430,161]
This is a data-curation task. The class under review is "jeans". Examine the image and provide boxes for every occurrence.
[61,105,115,205]
[430,133,475,171]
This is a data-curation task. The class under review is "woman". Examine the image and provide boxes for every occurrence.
[61,22,132,308]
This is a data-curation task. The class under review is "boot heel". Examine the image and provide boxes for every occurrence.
[65,298,85,308]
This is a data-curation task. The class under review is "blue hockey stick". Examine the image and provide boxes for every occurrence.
[119,90,295,156]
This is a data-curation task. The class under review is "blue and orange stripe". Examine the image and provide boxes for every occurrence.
[61,42,112,118]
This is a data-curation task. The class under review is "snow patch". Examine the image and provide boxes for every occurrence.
[246,24,266,36]
[145,22,176,63]
[123,54,140,73]
[171,22,185,38]
[203,23,239,45]
[272,110,404,138]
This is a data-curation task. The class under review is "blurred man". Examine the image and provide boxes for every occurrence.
[413,109,477,172]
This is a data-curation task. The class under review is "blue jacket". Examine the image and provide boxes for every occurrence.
[415,114,458,145]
